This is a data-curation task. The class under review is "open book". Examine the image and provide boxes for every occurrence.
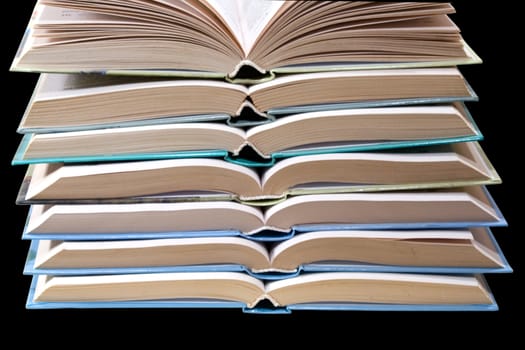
[23,186,505,240]
[14,103,483,165]
[17,142,500,204]
[12,1,480,78]
[17,70,475,133]
[30,272,494,310]
[27,228,507,275]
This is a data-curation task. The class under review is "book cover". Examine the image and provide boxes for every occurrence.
[22,228,512,278]
[20,186,508,242]
[24,272,499,313]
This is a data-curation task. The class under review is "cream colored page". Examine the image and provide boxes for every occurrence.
[155,0,206,17]
[249,68,461,93]
[205,0,285,55]
[37,3,137,24]
[266,272,482,292]
[204,0,243,50]
[158,0,236,31]
[35,73,248,100]
[35,272,267,305]
[32,74,59,95]
[270,230,474,260]
[238,0,285,54]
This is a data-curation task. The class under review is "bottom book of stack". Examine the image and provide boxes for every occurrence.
[23,223,511,313]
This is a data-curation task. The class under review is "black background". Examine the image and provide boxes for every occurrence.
[3,1,521,342]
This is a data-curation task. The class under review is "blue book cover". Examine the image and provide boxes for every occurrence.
[21,186,507,242]
[23,228,512,278]
[25,272,499,313]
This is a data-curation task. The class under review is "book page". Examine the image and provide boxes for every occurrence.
[238,0,286,54]
[269,229,474,261]
[34,236,271,270]
[156,0,209,18]
[265,272,491,306]
[205,0,285,55]
[37,3,140,25]
[35,73,248,100]
[34,272,267,306]
[203,0,243,51]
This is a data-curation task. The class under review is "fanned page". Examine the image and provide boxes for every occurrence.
[12,1,476,76]
[203,0,287,56]
[19,0,245,74]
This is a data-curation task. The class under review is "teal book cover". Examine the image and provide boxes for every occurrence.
[23,228,512,278]
[13,102,482,166]
[15,141,501,206]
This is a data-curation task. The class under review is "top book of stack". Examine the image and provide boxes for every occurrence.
[11,0,481,82]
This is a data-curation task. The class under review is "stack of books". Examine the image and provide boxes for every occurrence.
[10,1,510,313]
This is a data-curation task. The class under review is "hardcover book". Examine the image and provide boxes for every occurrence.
[17,70,477,133]
[27,272,497,313]
[23,228,511,277]
[21,186,507,241]
[12,1,481,79]
[8,1,511,315]
[13,103,484,166]
[16,142,500,205]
